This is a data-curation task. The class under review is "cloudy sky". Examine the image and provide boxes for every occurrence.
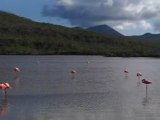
[0,0,160,35]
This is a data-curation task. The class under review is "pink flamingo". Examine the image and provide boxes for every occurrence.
[137,72,143,79]
[142,79,152,85]
[0,83,11,96]
[14,66,21,72]
[142,79,152,100]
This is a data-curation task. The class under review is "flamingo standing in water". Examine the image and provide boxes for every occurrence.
[14,66,21,72]
[124,69,129,77]
[124,69,129,73]
[142,79,152,85]
[137,72,143,79]
[0,83,11,96]
[71,70,77,74]
[70,70,77,80]
[142,79,152,100]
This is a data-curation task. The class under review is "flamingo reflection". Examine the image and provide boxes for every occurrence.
[14,76,21,88]
[0,97,10,116]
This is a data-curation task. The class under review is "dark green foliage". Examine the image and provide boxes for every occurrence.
[0,11,160,57]
[87,24,123,37]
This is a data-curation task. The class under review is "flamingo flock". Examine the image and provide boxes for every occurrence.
[0,65,154,100]
[124,68,152,99]
[0,66,21,96]
[0,63,155,115]
[0,66,21,116]
[124,69,152,84]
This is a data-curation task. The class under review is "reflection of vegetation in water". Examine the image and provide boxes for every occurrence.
[1,11,160,56]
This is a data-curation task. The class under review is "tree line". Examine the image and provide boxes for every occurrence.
[0,11,160,57]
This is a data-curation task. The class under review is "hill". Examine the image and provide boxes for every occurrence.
[86,25,123,37]
[131,33,160,41]
[0,11,160,57]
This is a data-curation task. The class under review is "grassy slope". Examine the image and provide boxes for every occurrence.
[0,11,159,56]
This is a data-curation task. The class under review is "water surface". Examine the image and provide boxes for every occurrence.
[0,56,160,120]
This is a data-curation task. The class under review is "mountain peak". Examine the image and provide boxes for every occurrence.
[86,24,123,37]
[142,33,153,36]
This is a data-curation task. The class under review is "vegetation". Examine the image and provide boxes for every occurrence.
[0,11,160,57]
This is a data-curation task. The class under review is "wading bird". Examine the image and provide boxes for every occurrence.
[0,83,11,96]
[124,69,129,73]
[14,66,21,72]
[142,79,152,101]
[142,79,152,85]
[71,70,77,74]
[124,69,129,77]
[137,72,143,77]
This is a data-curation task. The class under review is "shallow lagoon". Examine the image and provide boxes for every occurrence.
[0,55,160,120]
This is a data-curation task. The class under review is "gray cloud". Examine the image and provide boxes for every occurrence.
[42,0,160,30]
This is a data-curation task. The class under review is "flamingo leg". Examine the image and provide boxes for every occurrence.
[145,85,148,99]
[4,89,7,98]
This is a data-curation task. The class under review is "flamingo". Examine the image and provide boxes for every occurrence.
[71,70,77,74]
[14,66,21,72]
[142,79,152,101]
[124,69,129,73]
[0,83,11,96]
[142,79,152,85]
[137,72,143,79]
[124,69,129,77]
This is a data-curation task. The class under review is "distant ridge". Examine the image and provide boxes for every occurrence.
[141,33,160,37]
[86,24,123,37]
[131,33,160,41]
[1,10,160,56]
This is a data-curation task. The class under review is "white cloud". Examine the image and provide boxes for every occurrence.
[114,20,152,30]
[140,20,153,30]
[124,3,144,15]
[42,0,160,34]
[58,0,74,6]
[114,22,136,30]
